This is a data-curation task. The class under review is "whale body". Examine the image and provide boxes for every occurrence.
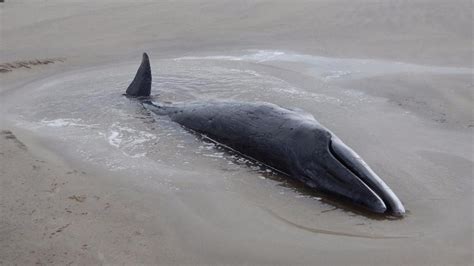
[126,53,405,216]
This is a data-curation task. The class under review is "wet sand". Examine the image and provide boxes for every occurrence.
[1,1,473,265]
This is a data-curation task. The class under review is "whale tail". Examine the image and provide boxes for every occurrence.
[126,52,152,97]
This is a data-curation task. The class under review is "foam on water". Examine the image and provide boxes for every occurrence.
[107,131,121,147]
[41,118,99,128]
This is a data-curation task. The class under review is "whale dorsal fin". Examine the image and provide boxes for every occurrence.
[126,53,152,97]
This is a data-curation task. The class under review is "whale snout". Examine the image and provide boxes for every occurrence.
[327,136,405,216]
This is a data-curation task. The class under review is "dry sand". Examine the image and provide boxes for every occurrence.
[1,1,473,265]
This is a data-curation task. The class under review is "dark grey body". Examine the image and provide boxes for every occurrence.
[127,53,406,216]
[152,101,320,176]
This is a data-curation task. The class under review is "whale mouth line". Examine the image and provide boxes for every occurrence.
[328,136,405,216]
[328,140,385,206]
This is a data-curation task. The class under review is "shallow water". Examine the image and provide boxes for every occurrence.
[5,50,473,258]
[9,50,469,177]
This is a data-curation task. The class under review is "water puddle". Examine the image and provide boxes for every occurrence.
[5,49,450,223]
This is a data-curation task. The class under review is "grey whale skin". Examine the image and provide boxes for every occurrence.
[126,53,405,216]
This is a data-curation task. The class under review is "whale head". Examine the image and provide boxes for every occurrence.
[291,123,405,216]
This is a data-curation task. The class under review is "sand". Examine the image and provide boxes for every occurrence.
[1,1,472,265]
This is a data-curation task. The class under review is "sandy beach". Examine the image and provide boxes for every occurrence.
[1,1,472,265]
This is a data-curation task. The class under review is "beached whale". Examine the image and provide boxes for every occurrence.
[125,53,405,216]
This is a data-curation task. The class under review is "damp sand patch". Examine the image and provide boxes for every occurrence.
[1,130,27,150]
[0,58,65,73]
